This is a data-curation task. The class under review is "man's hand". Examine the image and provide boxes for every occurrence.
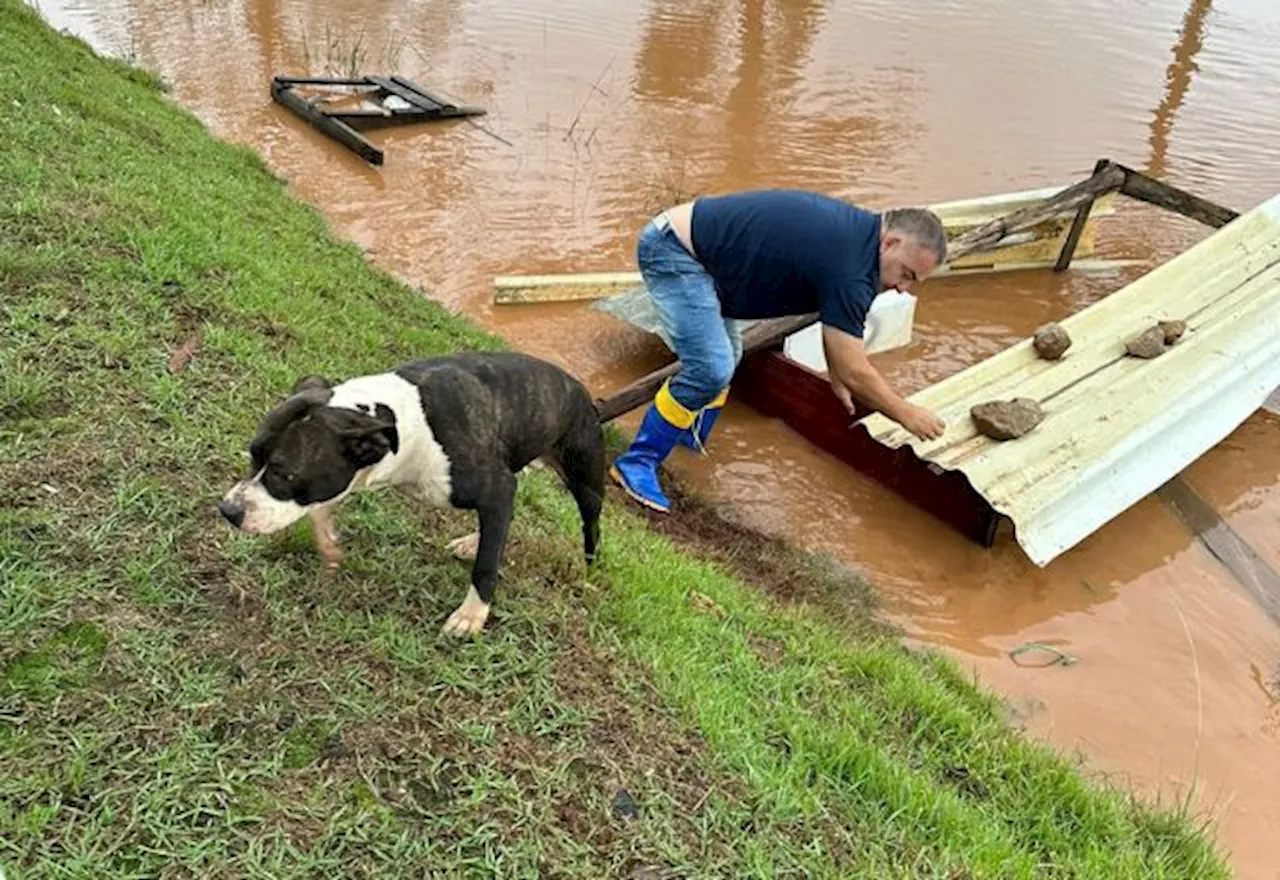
[898,403,946,441]
[821,324,947,441]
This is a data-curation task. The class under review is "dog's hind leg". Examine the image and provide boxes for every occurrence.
[442,470,516,638]
[310,505,342,571]
[552,407,606,565]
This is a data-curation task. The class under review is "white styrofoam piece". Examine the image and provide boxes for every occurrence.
[782,290,917,373]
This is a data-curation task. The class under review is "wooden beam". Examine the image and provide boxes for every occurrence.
[595,360,681,422]
[369,76,486,119]
[392,76,484,116]
[504,258,1140,307]
[1118,166,1240,229]
[1054,159,1110,271]
[271,79,383,165]
[494,271,642,305]
[273,76,375,87]
[1156,477,1280,627]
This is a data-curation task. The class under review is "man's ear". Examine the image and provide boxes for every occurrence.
[320,409,400,469]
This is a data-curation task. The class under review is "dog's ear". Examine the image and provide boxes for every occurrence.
[249,388,332,467]
[292,375,331,394]
[319,408,400,469]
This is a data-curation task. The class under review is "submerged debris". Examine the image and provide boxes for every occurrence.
[1125,326,1168,359]
[971,398,1045,440]
[1033,322,1072,360]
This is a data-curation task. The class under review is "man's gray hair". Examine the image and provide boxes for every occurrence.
[882,207,948,265]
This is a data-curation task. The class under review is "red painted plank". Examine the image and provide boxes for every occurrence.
[733,349,1002,547]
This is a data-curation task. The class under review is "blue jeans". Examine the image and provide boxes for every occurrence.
[638,216,744,412]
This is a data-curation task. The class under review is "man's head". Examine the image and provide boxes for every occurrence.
[878,207,947,293]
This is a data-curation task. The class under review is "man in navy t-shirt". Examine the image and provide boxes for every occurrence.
[610,188,949,514]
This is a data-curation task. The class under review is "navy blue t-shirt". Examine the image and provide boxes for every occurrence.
[688,189,881,337]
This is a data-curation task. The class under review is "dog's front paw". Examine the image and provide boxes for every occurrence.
[446,531,480,562]
[441,587,490,638]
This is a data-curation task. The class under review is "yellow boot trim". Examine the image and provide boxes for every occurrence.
[654,380,698,430]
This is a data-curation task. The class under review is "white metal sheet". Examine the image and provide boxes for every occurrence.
[858,191,1280,567]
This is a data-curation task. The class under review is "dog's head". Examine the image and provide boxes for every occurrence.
[219,375,399,534]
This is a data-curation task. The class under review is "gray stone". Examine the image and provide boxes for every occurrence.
[1159,319,1187,345]
[1033,323,1072,360]
[971,398,1046,440]
[1126,326,1167,359]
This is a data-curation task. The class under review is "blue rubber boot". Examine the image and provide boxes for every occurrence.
[610,382,692,513]
[679,387,728,454]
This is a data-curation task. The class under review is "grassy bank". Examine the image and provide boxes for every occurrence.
[0,2,1229,877]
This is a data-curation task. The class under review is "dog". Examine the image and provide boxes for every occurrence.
[218,351,605,636]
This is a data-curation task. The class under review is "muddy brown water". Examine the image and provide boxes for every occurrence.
[36,0,1280,874]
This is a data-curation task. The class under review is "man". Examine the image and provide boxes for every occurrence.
[610,188,949,514]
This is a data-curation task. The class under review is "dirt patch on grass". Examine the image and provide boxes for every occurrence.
[603,461,891,640]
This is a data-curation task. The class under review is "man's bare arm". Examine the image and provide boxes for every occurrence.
[821,325,945,440]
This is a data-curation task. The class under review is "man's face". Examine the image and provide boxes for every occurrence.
[878,233,939,293]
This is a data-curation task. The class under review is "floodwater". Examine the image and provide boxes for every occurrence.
[32,0,1280,874]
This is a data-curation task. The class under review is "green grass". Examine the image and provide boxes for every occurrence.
[0,1,1231,876]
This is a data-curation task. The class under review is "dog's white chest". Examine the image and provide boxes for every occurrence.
[404,445,453,507]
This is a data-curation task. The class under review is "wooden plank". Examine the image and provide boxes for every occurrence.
[497,286,634,305]
[510,258,1139,307]
[1156,477,1280,627]
[369,76,444,113]
[1119,167,1239,230]
[732,350,1002,546]
[369,76,487,119]
[273,75,374,87]
[494,271,641,304]
[934,257,1141,278]
[271,80,383,165]
[391,76,469,113]
[595,359,680,422]
[325,107,395,120]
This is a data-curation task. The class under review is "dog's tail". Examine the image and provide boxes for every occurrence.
[550,384,606,564]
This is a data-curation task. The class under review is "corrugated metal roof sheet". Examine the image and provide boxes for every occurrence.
[859,192,1280,567]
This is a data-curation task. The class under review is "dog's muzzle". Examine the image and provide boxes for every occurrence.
[218,499,245,528]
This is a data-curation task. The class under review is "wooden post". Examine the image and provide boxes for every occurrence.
[1053,159,1110,271]
[271,78,384,165]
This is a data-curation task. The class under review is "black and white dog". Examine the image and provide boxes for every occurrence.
[218,351,605,637]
